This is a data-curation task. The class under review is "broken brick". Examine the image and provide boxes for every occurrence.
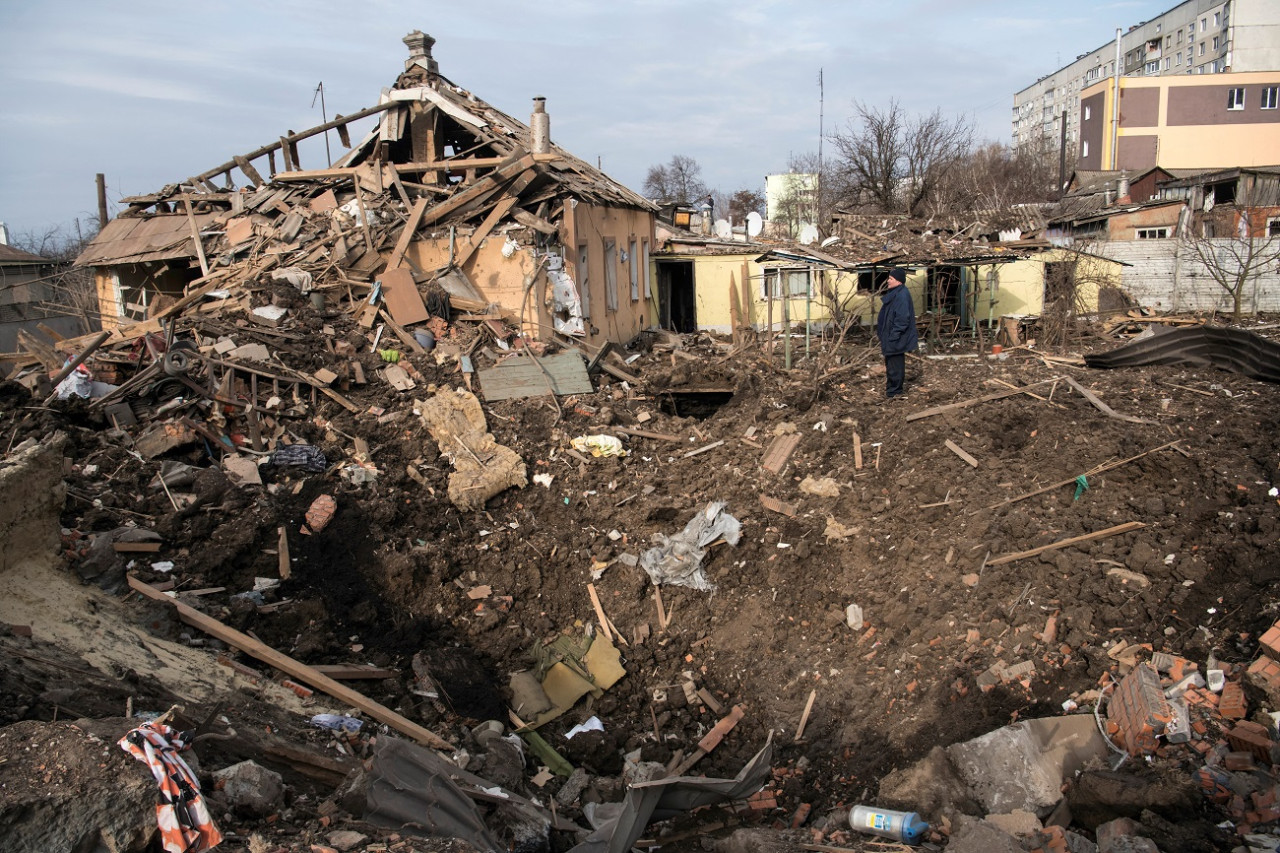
[1218,681,1247,719]
[1107,663,1173,755]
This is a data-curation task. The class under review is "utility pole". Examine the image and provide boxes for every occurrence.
[817,68,824,233]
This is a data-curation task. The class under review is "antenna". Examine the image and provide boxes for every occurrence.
[817,68,824,232]
[312,82,332,167]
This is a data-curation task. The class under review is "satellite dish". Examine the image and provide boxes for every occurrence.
[799,224,820,245]
[820,236,839,248]
[714,219,732,239]
[746,211,763,238]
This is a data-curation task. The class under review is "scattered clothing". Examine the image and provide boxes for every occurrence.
[118,721,222,853]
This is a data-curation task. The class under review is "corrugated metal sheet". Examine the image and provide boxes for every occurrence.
[75,212,220,266]
[1085,325,1280,384]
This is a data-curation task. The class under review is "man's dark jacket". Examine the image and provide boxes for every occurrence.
[877,285,919,356]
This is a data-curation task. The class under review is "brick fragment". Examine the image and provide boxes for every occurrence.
[1218,681,1247,719]
[1260,623,1280,659]
[1225,722,1275,763]
[1108,663,1173,755]
[1224,751,1256,771]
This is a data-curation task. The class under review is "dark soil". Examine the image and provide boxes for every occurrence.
[3,307,1280,852]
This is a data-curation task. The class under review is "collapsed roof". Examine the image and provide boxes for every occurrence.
[76,30,655,330]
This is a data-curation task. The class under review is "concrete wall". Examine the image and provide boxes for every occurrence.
[1093,239,1280,313]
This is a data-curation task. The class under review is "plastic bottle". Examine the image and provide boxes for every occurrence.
[848,805,928,845]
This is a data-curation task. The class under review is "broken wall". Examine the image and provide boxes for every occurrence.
[1095,239,1280,313]
[0,433,66,575]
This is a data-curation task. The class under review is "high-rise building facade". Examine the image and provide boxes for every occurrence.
[1013,0,1280,150]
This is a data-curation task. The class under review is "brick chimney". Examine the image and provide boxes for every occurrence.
[403,30,439,77]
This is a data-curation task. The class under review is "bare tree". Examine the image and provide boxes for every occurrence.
[10,217,102,332]
[934,139,1066,214]
[1183,207,1280,318]
[830,100,973,217]
[643,154,710,206]
[727,188,765,223]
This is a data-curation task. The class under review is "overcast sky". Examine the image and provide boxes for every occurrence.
[1,0,1165,241]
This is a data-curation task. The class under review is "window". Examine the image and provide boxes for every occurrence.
[628,239,639,301]
[603,239,618,311]
[1212,35,1220,50]
[1177,29,1183,44]
[1228,87,1245,110]
[1200,17,1207,31]
[1199,42,1206,55]
[1145,60,1159,74]
[1176,51,1182,66]
[1268,218,1280,237]
[1136,227,1170,239]
[577,244,591,318]
[761,268,811,299]
[1214,11,1220,27]
[1165,58,1171,70]
[1082,140,1090,157]
[641,239,651,299]
[1262,86,1278,109]
[1084,105,1092,120]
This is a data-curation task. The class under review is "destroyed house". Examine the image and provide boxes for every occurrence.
[76,31,657,348]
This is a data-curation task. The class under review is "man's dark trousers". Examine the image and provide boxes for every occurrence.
[885,353,906,397]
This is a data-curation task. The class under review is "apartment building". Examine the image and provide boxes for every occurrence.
[1012,0,1280,150]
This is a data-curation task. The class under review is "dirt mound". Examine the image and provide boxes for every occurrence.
[3,316,1280,851]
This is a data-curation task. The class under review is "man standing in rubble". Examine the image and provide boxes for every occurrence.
[876,267,918,398]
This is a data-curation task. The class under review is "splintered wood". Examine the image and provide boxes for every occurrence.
[418,389,527,511]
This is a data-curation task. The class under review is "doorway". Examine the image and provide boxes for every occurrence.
[656,261,696,333]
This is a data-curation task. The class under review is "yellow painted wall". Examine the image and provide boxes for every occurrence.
[660,255,929,333]
[983,250,1121,317]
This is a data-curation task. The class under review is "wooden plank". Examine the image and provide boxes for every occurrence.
[986,521,1147,567]
[586,583,613,642]
[277,526,290,580]
[476,351,592,401]
[419,154,536,227]
[377,309,428,354]
[183,198,210,277]
[945,439,979,468]
[127,575,455,751]
[1062,375,1156,425]
[795,689,817,741]
[853,431,863,470]
[512,208,558,235]
[378,267,430,326]
[905,378,1060,422]
[683,440,724,459]
[612,427,682,443]
[982,441,1182,512]
[386,197,430,271]
[454,168,536,268]
[43,330,111,404]
[311,664,398,680]
[761,433,802,474]
[113,542,161,553]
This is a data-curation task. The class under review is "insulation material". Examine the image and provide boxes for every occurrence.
[418,389,527,510]
[547,255,584,336]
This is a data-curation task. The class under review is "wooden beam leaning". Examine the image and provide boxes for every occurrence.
[905,378,1061,422]
[453,168,536,268]
[385,197,430,271]
[232,154,265,187]
[986,521,1146,567]
[128,575,455,751]
[183,198,210,277]
[419,154,536,228]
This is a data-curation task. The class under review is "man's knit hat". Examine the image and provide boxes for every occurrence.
[888,267,908,284]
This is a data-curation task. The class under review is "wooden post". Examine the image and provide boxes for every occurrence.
[183,198,210,277]
[43,330,111,404]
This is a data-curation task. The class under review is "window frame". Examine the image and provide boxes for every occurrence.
[628,238,639,302]
[641,239,651,299]
[1227,87,1245,110]
[1262,86,1278,110]
[761,267,813,299]
[1135,227,1170,239]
